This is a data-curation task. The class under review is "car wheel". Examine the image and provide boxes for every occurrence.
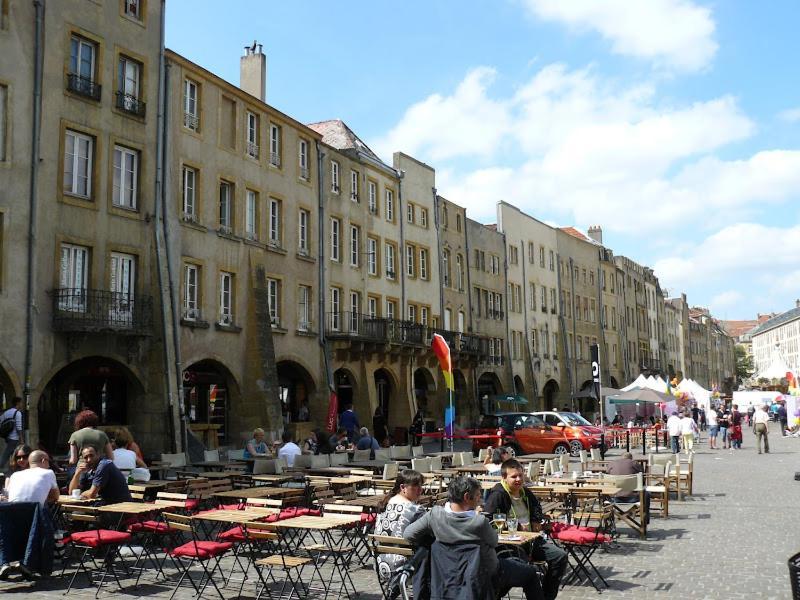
[569,440,584,457]
[506,444,521,457]
[554,443,569,455]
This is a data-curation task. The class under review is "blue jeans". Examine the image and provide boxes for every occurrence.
[719,427,728,443]
[670,435,680,453]
[498,557,544,600]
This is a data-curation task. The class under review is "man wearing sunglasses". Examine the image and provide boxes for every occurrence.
[7,450,59,506]
[68,446,131,504]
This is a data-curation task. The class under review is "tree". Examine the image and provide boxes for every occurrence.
[735,345,754,381]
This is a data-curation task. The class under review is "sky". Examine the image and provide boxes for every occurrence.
[165,0,800,321]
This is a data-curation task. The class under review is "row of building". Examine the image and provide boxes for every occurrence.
[0,1,735,454]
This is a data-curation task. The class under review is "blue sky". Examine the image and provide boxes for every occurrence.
[166,0,800,320]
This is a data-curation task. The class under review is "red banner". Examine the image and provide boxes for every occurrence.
[326,390,339,433]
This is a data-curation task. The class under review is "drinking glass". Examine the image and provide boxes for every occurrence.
[506,517,518,532]
[492,513,506,531]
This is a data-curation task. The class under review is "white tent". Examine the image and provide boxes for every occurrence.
[621,374,648,391]
[755,356,791,381]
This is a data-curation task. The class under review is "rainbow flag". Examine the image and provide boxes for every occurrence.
[431,333,454,391]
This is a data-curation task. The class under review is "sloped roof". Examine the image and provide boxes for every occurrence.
[749,306,800,337]
[720,319,762,338]
[559,226,601,245]
[306,119,388,168]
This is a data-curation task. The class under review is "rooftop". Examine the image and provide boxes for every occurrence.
[749,305,800,337]
[306,119,389,169]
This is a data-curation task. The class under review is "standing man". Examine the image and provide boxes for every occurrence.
[666,411,682,454]
[0,397,24,469]
[339,403,360,442]
[777,400,788,437]
[706,404,719,449]
[753,404,770,454]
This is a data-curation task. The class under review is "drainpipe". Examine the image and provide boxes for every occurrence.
[501,234,513,391]
[397,170,406,315]
[462,210,473,331]
[23,0,45,440]
[154,2,182,452]
[316,141,334,394]
[432,191,444,326]
[568,257,578,410]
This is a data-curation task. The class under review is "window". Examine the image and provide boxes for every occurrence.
[419,249,428,280]
[385,243,395,279]
[368,182,377,213]
[386,300,396,320]
[405,244,415,277]
[117,55,143,115]
[267,278,280,326]
[420,208,428,228]
[577,336,583,360]
[59,243,89,312]
[218,181,232,233]
[589,299,596,322]
[298,285,311,331]
[368,296,378,318]
[456,214,462,232]
[458,311,465,333]
[64,130,93,198]
[441,205,448,228]
[109,252,135,321]
[406,202,414,224]
[219,272,234,325]
[298,209,309,254]
[269,124,281,166]
[444,308,451,330]
[245,190,257,240]
[531,329,538,354]
[408,304,416,323]
[246,111,259,158]
[112,145,138,209]
[442,249,450,287]
[539,246,545,268]
[298,139,309,179]
[456,254,464,291]
[549,250,554,271]
[123,0,141,19]
[553,333,558,358]
[420,306,429,325]
[183,264,199,320]
[529,282,536,311]
[491,255,500,275]
[385,189,394,221]
[550,288,557,314]
[509,245,518,265]
[350,170,359,201]
[183,79,199,130]
[367,237,377,275]
[540,286,547,313]
[331,160,340,192]
[268,198,281,245]
[528,242,535,264]
[350,225,360,267]
[330,218,340,261]
[350,292,361,330]
[68,36,99,99]
[330,287,341,330]
[0,85,5,161]
[181,166,196,219]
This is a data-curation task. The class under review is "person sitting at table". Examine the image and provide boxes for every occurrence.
[405,476,544,600]
[68,410,114,466]
[111,430,150,482]
[610,414,622,426]
[375,469,427,589]
[113,426,145,463]
[277,431,302,467]
[244,427,269,459]
[7,450,59,506]
[69,446,132,505]
[484,460,567,600]
[329,427,353,452]
[5,443,32,479]
[483,446,511,475]
[356,427,380,459]
[605,452,650,523]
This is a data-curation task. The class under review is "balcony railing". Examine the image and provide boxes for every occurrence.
[326,312,424,345]
[115,91,146,117]
[247,142,259,158]
[270,152,281,167]
[52,288,152,335]
[183,112,199,130]
[67,73,101,101]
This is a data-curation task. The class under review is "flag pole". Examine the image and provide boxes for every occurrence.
[449,366,454,453]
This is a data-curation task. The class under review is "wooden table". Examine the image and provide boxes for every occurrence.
[251,474,295,485]
[347,460,389,473]
[58,495,95,504]
[516,453,559,461]
[191,508,278,523]
[497,531,542,545]
[190,460,246,471]
[454,464,492,474]
[323,494,387,509]
[213,486,295,500]
[303,466,355,476]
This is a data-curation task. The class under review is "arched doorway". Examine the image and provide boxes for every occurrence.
[577,379,594,415]
[514,375,525,394]
[0,362,19,406]
[413,368,435,413]
[608,376,619,389]
[478,372,503,414]
[276,360,316,423]
[39,356,144,453]
[333,368,357,415]
[183,360,238,447]
[374,369,394,427]
[542,379,560,409]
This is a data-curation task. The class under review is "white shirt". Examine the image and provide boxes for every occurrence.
[277,441,302,467]
[667,415,683,437]
[1,408,23,441]
[680,416,696,435]
[113,447,137,471]
[753,408,770,425]
[7,467,57,506]
[706,410,718,427]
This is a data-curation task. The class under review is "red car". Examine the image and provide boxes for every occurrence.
[532,411,602,456]
[467,412,578,456]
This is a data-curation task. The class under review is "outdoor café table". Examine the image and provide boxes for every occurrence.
[190,460,245,471]
[270,514,363,599]
[454,464,492,475]
[497,531,542,546]
[251,474,295,486]
[516,453,559,461]
[323,494,387,510]
[346,459,389,473]
[213,486,296,503]
[302,466,355,476]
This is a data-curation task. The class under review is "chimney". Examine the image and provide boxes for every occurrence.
[587,225,603,244]
[240,42,267,102]
[796,299,800,309]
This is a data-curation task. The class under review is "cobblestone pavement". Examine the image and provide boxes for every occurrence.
[1,428,797,599]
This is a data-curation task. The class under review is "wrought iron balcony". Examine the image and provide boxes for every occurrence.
[183,112,199,130]
[115,91,146,117]
[67,73,101,101]
[247,142,259,158]
[326,311,424,345]
[270,152,281,167]
[52,288,152,335]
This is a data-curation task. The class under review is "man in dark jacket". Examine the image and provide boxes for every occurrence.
[405,476,543,600]
[484,460,567,600]
[606,452,642,475]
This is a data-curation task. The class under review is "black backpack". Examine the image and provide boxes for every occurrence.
[0,410,18,438]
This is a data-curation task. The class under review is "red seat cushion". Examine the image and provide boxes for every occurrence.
[129,520,175,534]
[360,513,376,524]
[553,529,610,544]
[218,503,241,511]
[170,540,233,559]
[184,499,200,511]
[71,530,132,548]
[218,526,245,542]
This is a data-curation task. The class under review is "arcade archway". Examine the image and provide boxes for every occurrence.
[183,360,239,447]
[542,379,560,409]
[333,368,357,414]
[513,375,525,394]
[276,360,316,423]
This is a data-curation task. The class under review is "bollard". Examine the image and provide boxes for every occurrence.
[626,431,630,453]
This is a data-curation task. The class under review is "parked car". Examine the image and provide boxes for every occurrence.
[531,411,602,456]
[467,412,577,456]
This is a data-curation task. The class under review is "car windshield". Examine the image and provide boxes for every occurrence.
[561,412,592,426]
[498,414,545,429]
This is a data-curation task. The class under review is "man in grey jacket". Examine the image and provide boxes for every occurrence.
[404,476,543,600]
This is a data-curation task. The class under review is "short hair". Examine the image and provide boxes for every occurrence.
[74,410,99,430]
[282,431,293,443]
[12,397,22,407]
[447,476,481,504]
[253,427,265,437]
[622,452,633,459]
[113,427,132,447]
[500,458,524,477]
[733,404,738,409]
[491,448,506,465]
[360,427,369,436]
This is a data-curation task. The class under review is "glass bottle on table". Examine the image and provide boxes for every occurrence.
[492,512,506,531]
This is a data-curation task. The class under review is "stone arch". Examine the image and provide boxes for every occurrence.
[0,353,22,403]
[276,358,318,423]
[333,367,359,415]
[542,379,560,409]
[608,376,620,389]
[413,367,436,411]
[513,375,525,394]
[374,367,401,429]
[183,358,241,446]
[477,371,503,414]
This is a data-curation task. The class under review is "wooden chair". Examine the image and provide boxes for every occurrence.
[129,484,147,501]
[368,534,415,600]
[676,452,694,497]
[603,473,647,539]
[352,449,371,461]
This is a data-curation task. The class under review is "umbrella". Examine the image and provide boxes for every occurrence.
[608,387,672,405]
[573,386,621,400]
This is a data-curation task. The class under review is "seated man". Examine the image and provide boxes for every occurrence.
[277,431,303,467]
[69,446,132,505]
[405,476,544,600]
[485,460,567,600]
[356,427,380,459]
[606,452,649,522]
[6,450,59,506]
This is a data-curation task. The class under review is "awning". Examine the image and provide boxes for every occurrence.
[494,394,528,405]
[608,387,672,405]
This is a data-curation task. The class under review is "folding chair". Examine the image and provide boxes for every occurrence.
[645,464,670,518]
[250,523,314,600]
[369,534,415,600]
[382,462,399,481]
[525,460,541,482]
[324,504,374,566]
[331,452,352,465]
[412,445,424,458]
[62,505,134,597]
[162,512,233,600]
[604,473,647,539]
[559,453,570,474]
[556,489,613,591]
[310,455,331,468]
[292,455,312,469]
[391,445,412,460]
[375,448,392,461]
[411,457,432,473]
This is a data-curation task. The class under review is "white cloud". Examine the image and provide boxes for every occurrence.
[778,107,800,122]
[709,290,743,312]
[523,0,717,72]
